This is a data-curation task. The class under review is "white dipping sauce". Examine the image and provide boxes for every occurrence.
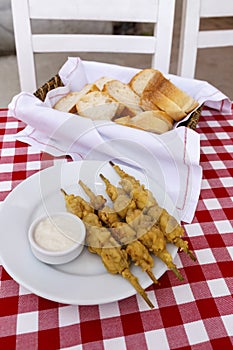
[34,215,82,252]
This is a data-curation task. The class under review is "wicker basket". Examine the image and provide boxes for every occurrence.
[34,74,202,130]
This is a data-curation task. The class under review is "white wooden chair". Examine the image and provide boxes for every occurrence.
[11,0,176,92]
[177,0,233,78]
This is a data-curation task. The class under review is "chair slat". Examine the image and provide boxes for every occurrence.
[200,0,233,17]
[32,34,156,54]
[29,0,158,22]
[198,30,233,48]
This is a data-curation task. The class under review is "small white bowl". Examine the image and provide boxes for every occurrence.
[28,212,86,265]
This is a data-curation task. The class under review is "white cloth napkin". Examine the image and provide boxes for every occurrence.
[8,57,232,223]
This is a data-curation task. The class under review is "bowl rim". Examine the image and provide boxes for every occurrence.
[28,211,86,257]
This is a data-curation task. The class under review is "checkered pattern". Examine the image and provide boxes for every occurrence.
[0,107,232,349]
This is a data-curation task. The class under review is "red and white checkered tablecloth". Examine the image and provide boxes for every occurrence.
[0,107,232,350]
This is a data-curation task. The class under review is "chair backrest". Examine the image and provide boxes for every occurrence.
[11,0,175,92]
[177,0,233,78]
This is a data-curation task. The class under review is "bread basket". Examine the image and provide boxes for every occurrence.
[34,74,202,130]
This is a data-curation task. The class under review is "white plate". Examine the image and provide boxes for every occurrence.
[0,160,178,305]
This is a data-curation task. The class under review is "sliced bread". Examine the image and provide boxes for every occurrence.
[103,80,143,116]
[115,110,173,134]
[53,83,99,113]
[156,78,199,114]
[141,85,187,120]
[130,68,198,121]
[76,91,120,120]
[93,76,114,91]
[140,73,194,120]
[53,91,83,114]
[129,68,163,96]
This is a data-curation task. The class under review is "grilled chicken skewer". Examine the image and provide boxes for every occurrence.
[78,180,159,285]
[109,161,196,261]
[100,174,183,281]
[61,189,154,309]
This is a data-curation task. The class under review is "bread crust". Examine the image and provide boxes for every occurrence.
[115,110,173,134]
[141,86,186,120]
[129,68,157,96]
[141,73,198,121]
[156,78,198,114]
[130,68,198,121]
